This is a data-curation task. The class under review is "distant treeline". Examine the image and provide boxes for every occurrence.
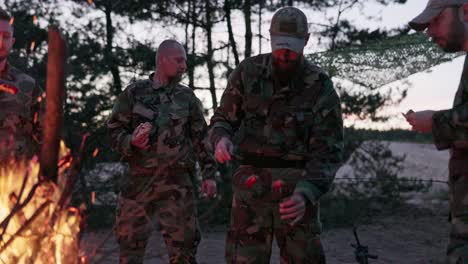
[347,128,433,144]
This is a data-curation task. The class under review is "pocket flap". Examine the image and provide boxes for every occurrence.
[133,102,155,120]
[169,108,189,119]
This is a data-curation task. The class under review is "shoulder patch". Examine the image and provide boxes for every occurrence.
[126,79,152,95]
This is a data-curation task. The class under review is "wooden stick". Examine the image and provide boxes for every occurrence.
[0,164,32,240]
[0,182,41,242]
[40,26,67,183]
[0,201,51,255]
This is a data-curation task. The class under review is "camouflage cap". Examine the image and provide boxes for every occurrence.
[409,0,466,31]
[269,7,309,53]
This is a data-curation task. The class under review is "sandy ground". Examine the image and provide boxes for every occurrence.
[337,142,450,184]
[81,209,450,264]
[81,142,452,263]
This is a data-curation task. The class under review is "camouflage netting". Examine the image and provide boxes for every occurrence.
[308,32,464,90]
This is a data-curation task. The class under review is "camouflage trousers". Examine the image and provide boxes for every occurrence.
[225,165,326,264]
[114,167,201,264]
[447,153,468,264]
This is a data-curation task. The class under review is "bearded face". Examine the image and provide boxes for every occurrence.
[272,48,302,80]
[158,47,187,84]
[427,7,466,53]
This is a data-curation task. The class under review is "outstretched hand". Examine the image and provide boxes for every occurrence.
[403,110,435,133]
[215,137,233,164]
[279,193,307,226]
[200,179,217,199]
[131,122,152,149]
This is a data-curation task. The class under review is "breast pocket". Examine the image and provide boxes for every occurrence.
[132,102,156,128]
[290,107,316,152]
[163,107,190,148]
[169,108,189,130]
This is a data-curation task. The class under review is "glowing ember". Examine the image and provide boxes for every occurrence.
[36,93,46,103]
[0,83,18,95]
[92,148,99,158]
[0,142,84,263]
[272,180,284,192]
[30,41,36,52]
[245,175,259,188]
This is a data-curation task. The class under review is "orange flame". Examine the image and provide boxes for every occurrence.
[30,41,36,52]
[0,83,19,95]
[92,148,99,158]
[69,207,79,214]
[91,192,95,204]
[0,141,83,263]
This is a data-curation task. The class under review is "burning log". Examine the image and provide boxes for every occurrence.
[39,26,67,183]
[55,133,89,215]
[0,201,51,255]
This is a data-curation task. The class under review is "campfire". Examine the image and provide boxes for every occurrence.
[0,26,88,264]
[0,142,85,263]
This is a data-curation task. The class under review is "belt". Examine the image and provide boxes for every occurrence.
[240,154,306,168]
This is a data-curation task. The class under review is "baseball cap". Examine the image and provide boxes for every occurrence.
[270,7,309,53]
[409,0,466,31]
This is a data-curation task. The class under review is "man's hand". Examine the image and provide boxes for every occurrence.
[403,110,435,133]
[215,137,233,164]
[200,179,217,199]
[279,193,307,226]
[131,122,152,149]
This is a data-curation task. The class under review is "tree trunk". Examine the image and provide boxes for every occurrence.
[258,0,263,54]
[187,0,195,90]
[184,1,190,54]
[225,0,240,65]
[205,0,218,110]
[243,0,252,59]
[330,0,345,50]
[104,2,122,95]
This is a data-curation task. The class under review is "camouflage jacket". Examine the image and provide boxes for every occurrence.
[107,74,216,180]
[0,63,44,162]
[432,54,468,150]
[210,53,344,202]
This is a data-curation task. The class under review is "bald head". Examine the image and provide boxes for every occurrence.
[156,39,186,65]
[154,40,187,84]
